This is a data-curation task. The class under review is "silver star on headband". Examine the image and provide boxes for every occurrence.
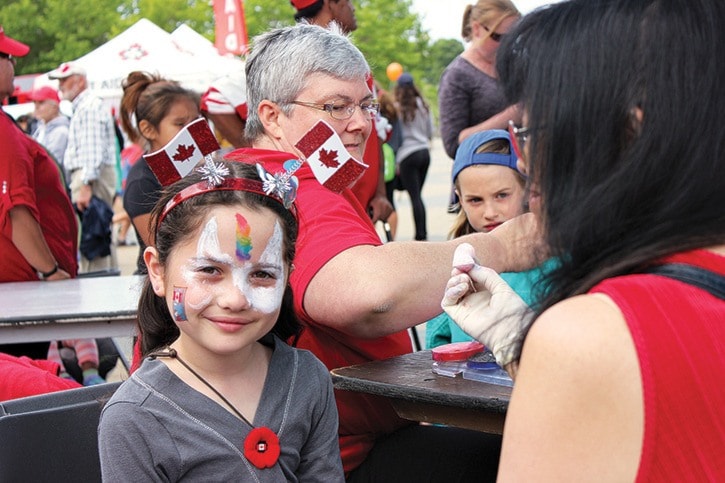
[256,161,301,209]
[196,156,230,187]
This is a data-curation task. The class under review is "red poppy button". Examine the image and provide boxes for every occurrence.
[244,427,280,469]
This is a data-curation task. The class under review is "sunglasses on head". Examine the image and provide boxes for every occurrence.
[508,120,530,162]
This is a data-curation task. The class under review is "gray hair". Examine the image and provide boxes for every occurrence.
[244,23,370,141]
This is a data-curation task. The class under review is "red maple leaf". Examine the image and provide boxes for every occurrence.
[172,144,196,162]
[318,148,340,168]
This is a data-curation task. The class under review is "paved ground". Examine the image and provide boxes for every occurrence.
[109,137,454,379]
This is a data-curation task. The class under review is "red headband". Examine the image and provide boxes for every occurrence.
[158,178,288,226]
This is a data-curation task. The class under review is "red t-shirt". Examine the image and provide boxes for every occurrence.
[590,249,725,481]
[227,148,412,473]
[0,112,78,282]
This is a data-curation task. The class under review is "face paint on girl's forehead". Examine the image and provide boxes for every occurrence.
[232,221,286,314]
[195,215,233,264]
[180,215,227,309]
[235,213,253,261]
[259,221,284,267]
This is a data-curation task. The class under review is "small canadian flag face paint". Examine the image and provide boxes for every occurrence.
[172,286,188,321]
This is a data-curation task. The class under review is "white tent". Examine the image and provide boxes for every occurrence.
[55,18,244,101]
[170,24,245,76]
[170,24,220,57]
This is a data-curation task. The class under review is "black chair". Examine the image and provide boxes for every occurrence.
[0,382,122,482]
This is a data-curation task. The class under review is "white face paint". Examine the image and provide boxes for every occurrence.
[231,221,285,314]
[178,215,286,316]
[180,216,227,310]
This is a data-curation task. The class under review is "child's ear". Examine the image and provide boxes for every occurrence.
[144,247,166,296]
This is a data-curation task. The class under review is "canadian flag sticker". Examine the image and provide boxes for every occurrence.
[294,120,368,193]
[144,118,220,186]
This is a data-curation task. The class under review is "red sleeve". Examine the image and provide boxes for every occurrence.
[0,354,81,401]
[0,116,38,232]
[290,169,381,322]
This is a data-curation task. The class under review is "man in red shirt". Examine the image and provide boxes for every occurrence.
[0,27,77,284]
[228,23,539,480]
[0,25,79,369]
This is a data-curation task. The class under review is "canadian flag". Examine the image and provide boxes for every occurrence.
[294,120,368,193]
[144,118,221,186]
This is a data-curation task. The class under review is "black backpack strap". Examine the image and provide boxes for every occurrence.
[644,263,725,301]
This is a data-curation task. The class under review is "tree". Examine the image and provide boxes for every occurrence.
[353,0,427,92]
[425,38,464,86]
[2,0,455,121]
[116,0,214,37]
[1,0,121,75]
[243,0,294,40]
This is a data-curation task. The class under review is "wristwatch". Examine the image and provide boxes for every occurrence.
[38,263,59,280]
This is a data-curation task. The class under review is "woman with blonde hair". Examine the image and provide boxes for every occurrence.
[439,0,521,212]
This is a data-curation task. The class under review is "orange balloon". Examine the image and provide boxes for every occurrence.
[386,62,403,82]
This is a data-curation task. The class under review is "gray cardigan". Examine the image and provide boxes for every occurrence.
[98,337,344,482]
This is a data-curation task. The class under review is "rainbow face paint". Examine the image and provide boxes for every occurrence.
[177,213,287,321]
[235,221,285,314]
[235,213,253,261]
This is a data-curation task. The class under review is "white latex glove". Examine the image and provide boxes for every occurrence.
[441,243,534,370]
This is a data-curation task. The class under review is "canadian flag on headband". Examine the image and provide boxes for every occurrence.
[144,118,221,186]
[294,120,368,193]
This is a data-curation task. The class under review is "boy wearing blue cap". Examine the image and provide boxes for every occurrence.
[450,129,524,236]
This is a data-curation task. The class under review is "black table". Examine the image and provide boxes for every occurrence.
[331,350,512,434]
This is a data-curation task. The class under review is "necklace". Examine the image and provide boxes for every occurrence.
[150,348,281,469]
[155,348,253,426]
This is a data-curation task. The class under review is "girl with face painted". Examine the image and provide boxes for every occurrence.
[98,161,344,482]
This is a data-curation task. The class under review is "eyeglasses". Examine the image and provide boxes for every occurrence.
[0,52,16,66]
[508,120,530,161]
[290,99,380,121]
[483,26,504,42]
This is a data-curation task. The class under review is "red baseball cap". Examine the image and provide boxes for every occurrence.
[30,86,61,103]
[0,26,30,57]
[290,0,319,11]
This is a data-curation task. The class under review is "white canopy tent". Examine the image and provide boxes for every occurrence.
[46,18,244,102]
[170,24,245,78]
